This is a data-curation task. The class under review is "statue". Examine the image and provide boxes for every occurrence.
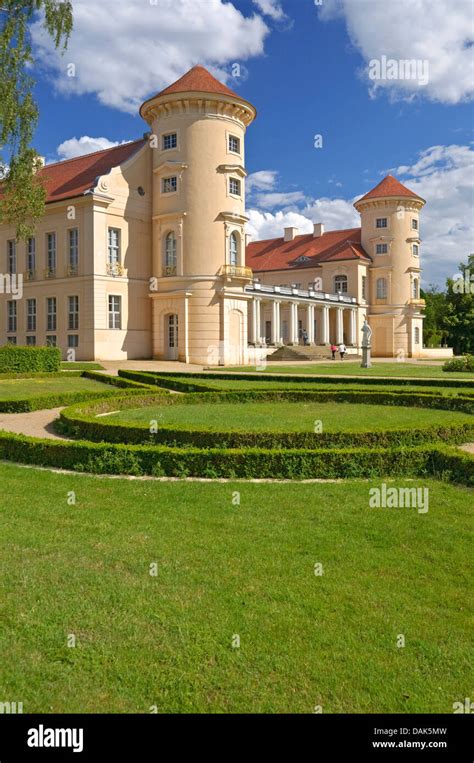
[361,319,372,368]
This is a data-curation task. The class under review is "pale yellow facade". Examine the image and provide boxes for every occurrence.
[0,66,430,362]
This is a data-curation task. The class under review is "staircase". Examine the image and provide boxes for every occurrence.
[267,345,361,362]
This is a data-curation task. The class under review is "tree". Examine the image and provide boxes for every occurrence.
[444,254,474,355]
[0,1,73,239]
[421,284,450,348]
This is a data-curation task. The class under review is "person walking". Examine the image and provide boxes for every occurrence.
[330,343,338,360]
[339,342,347,360]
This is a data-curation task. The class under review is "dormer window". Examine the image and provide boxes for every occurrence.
[229,135,240,154]
[376,218,388,229]
[295,255,310,264]
[334,275,348,294]
[376,243,388,255]
[163,133,177,151]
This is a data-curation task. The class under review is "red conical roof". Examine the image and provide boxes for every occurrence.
[357,174,424,204]
[157,65,239,99]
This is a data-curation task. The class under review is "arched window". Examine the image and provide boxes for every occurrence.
[376,277,387,299]
[229,232,239,267]
[164,232,177,276]
[412,278,419,299]
[334,275,348,294]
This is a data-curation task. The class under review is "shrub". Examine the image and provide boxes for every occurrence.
[443,355,474,373]
[0,345,61,373]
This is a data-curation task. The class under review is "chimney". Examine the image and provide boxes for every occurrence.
[284,227,298,242]
[313,223,325,238]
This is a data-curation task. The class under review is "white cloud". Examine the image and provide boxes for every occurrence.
[319,0,474,104]
[55,136,127,161]
[247,170,279,193]
[31,0,270,114]
[253,191,307,209]
[252,0,286,21]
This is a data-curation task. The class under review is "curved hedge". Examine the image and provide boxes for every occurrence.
[59,389,474,449]
[0,428,472,484]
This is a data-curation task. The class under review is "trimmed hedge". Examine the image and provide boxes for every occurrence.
[118,369,474,392]
[0,428,472,484]
[443,355,474,373]
[81,370,163,391]
[0,345,61,373]
[59,397,473,450]
[0,372,158,413]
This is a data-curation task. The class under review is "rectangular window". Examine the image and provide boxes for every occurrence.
[162,133,177,150]
[229,135,240,154]
[108,228,121,266]
[412,219,418,230]
[7,336,17,345]
[27,237,36,277]
[27,298,37,332]
[7,301,17,333]
[376,218,388,229]
[26,335,36,346]
[7,240,16,275]
[229,177,241,196]
[68,228,79,274]
[376,243,388,255]
[46,232,57,276]
[108,295,122,329]
[46,335,57,347]
[68,335,79,349]
[68,295,79,330]
[362,276,367,300]
[47,297,57,332]
[162,176,177,194]
[413,244,419,256]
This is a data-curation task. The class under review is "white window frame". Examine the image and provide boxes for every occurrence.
[108,228,121,266]
[47,297,57,332]
[162,132,178,151]
[334,275,348,294]
[46,232,57,274]
[67,334,79,349]
[411,219,419,231]
[108,295,122,330]
[412,244,419,256]
[228,134,241,155]
[376,278,388,299]
[161,176,178,195]
[27,237,36,276]
[7,300,17,333]
[376,243,388,255]
[229,177,241,198]
[229,232,239,267]
[362,275,367,301]
[68,295,79,331]
[68,228,79,273]
[26,298,37,332]
[163,232,177,276]
[376,218,388,229]
[414,327,421,344]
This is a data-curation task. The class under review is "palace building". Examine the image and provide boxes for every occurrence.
[0,65,428,364]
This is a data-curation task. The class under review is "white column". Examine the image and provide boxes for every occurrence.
[271,300,280,345]
[336,308,344,344]
[307,304,314,344]
[289,302,298,344]
[349,310,356,345]
[321,306,329,344]
[249,299,257,344]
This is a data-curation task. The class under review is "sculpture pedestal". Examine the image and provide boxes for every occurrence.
[361,345,372,368]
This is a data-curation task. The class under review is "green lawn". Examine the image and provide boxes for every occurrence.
[0,376,110,401]
[106,399,472,433]
[226,362,473,379]
[151,376,474,397]
[0,462,470,713]
[61,362,105,371]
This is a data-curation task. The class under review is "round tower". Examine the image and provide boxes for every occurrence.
[354,176,426,358]
[140,66,256,364]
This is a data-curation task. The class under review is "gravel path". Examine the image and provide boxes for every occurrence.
[0,408,66,440]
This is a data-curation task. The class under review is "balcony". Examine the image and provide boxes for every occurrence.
[410,298,426,308]
[220,264,253,280]
[163,265,177,277]
[106,262,125,277]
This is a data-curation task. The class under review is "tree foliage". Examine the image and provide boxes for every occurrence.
[423,255,474,355]
[0,1,73,239]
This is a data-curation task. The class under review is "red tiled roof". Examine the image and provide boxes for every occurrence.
[37,139,146,204]
[246,228,369,272]
[156,65,239,100]
[356,174,424,204]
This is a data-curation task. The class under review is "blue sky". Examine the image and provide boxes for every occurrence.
[28,0,474,285]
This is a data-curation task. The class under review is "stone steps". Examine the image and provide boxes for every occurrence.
[268,345,361,362]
